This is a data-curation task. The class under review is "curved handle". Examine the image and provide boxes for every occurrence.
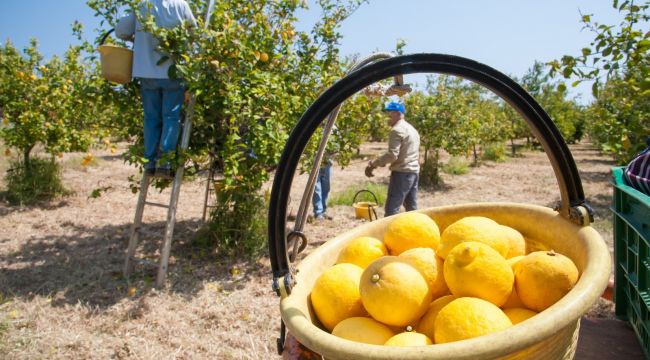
[99,28,115,46]
[268,53,592,280]
[352,189,379,206]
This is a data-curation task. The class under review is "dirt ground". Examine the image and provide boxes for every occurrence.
[0,141,618,359]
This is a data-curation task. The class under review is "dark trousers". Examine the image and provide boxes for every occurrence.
[385,171,418,217]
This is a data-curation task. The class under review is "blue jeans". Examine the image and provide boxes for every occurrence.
[312,165,332,217]
[385,171,418,217]
[140,78,185,170]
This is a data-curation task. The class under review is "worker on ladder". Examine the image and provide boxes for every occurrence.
[115,0,197,179]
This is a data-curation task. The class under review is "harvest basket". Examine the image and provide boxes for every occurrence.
[98,29,133,84]
[352,190,379,221]
[267,53,611,359]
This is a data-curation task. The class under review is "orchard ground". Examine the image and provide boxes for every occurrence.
[0,141,617,359]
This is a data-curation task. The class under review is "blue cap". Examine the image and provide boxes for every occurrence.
[383,101,405,114]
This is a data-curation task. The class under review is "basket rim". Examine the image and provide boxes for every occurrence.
[280,202,612,359]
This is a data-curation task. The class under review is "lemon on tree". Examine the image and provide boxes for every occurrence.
[444,241,513,307]
[434,297,512,344]
[360,256,431,327]
[384,332,433,346]
[438,216,509,259]
[514,250,579,312]
[311,263,367,331]
[399,247,448,298]
[336,236,388,269]
[331,317,395,345]
[416,294,456,341]
[384,212,440,255]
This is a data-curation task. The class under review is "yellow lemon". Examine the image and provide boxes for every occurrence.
[514,250,579,312]
[434,297,512,344]
[501,225,525,258]
[311,263,367,331]
[503,308,537,324]
[336,236,388,269]
[331,317,395,345]
[399,248,448,298]
[438,216,509,259]
[415,294,456,341]
[525,236,550,254]
[360,256,431,326]
[444,242,513,307]
[384,332,432,346]
[384,212,440,255]
[502,256,526,308]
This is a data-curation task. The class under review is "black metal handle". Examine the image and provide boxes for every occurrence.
[99,28,115,46]
[352,189,380,206]
[268,53,590,280]
[352,189,379,222]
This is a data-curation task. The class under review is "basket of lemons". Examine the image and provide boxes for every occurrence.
[268,54,611,359]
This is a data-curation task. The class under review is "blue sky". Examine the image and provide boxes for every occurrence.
[0,1,623,102]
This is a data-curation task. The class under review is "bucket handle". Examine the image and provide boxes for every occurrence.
[99,28,115,46]
[352,189,379,221]
[268,53,594,291]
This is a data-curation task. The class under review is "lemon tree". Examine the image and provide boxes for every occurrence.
[87,0,378,254]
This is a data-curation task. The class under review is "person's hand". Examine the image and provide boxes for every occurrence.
[365,162,375,178]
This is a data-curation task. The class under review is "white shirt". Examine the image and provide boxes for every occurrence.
[115,0,196,79]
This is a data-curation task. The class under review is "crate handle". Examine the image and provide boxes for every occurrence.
[268,53,592,284]
[352,189,379,221]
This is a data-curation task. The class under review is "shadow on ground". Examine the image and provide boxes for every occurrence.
[0,219,266,309]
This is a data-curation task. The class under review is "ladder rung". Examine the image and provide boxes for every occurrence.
[129,256,158,269]
[136,228,161,238]
[144,201,170,209]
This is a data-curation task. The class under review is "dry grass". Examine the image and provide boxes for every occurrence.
[0,141,618,359]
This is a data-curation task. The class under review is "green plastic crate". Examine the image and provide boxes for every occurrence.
[612,166,650,358]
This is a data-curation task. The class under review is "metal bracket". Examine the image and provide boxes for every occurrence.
[272,272,294,298]
[287,231,308,262]
[554,201,595,226]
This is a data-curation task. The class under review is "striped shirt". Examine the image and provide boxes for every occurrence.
[624,144,650,196]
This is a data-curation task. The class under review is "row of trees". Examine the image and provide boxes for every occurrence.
[0,0,646,255]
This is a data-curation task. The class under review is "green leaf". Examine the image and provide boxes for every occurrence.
[581,47,592,56]
[592,82,599,97]
[156,55,169,65]
[557,83,567,93]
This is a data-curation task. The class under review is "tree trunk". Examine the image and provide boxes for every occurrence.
[473,144,478,166]
[23,146,33,170]
[419,147,441,188]
[511,137,516,157]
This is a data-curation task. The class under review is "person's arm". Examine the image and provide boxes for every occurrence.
[370,128,402,168]
[115,12,136,41]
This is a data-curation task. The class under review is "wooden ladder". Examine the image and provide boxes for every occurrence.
[123,97,195,288]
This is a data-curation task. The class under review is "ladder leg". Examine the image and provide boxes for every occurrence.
[156,167,185,287]
[202,167,214,223]
[124,174,151,276]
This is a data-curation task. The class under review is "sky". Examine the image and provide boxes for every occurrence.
[0,1,624,102]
